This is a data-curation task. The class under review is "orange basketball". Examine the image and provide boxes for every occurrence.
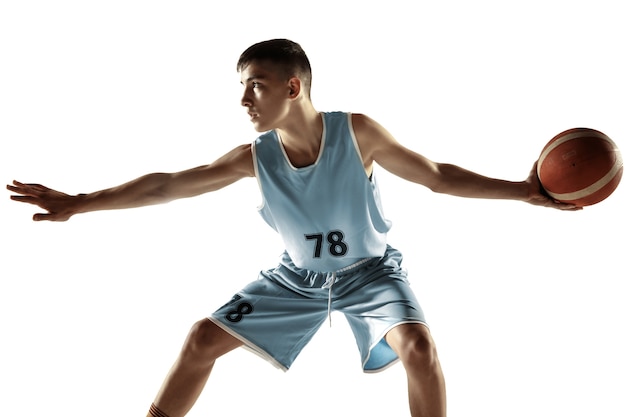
[537,127,623,207]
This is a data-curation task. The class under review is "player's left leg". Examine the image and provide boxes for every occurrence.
[385,323,446,417]
[148,318,243,417]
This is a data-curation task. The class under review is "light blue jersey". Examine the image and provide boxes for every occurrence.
[212,112,426,373]
[252,112,392,272]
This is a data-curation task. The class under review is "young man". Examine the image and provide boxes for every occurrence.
[7,39,578,417]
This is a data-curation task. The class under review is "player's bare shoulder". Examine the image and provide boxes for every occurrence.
[218,143,256,178]
[350,113,397,168]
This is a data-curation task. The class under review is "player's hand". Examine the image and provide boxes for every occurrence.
[524,162,581,210]
[7,180,81,221]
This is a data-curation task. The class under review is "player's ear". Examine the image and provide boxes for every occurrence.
[287,77,301,99]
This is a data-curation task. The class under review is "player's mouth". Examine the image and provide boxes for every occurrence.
[248,112,259,120]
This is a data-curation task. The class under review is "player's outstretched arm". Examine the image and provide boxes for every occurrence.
[7,144,255,221]
[352,114,579,210]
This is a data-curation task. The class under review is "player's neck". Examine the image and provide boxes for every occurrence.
[276,104,321,146]
[276,105,323,168]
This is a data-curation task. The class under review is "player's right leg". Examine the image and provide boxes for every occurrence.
[385,323,446,417]
[147,318,243,417]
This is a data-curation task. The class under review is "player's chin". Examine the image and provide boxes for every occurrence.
[251,120,269,132]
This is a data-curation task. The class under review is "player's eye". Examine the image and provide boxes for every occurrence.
[252,81,261,89]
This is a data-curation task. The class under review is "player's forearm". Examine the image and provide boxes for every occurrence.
[431,163,530,201]
[75,172,178,214]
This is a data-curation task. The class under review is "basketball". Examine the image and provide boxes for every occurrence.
[537,127,623,207]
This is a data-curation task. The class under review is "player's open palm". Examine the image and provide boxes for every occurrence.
[7,180,78,221]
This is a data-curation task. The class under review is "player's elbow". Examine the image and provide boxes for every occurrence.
[141,173,179,203]
[424,163,451,194]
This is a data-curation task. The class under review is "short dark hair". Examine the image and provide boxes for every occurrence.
[237,39,312,97]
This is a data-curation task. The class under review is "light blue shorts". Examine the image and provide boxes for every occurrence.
[210,245,426,373]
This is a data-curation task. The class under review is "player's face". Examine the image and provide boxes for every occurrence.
[240,61,292,132]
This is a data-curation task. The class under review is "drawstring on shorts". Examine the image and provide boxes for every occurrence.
[321,272,337,326]
[321,258,373,327]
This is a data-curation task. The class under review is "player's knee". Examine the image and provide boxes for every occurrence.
[396,326,439,370]
[180,319,221,363]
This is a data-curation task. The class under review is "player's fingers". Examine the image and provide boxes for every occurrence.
[561,204,583,211]
[552,199,581,211]
[26,183,51,191]
[33,212,68,222]
[6,181,25,194]
[8,180,50,194]
[33,213,49,221]
[8,182,35,197]
[9,194,40,205]
[530,160,539,174]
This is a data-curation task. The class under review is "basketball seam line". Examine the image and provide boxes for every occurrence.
[547,159,623,201]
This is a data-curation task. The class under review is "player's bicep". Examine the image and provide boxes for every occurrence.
[352,114,441,189]
[169,144,254,198]
[375,141,441,188]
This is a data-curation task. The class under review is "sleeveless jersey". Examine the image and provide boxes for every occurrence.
[252,111,392,272]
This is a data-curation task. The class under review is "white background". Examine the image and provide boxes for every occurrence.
[1,1,624,416]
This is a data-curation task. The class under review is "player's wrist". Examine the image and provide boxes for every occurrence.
[71,192,92,215]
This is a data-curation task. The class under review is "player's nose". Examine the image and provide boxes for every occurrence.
[240,89,252,107]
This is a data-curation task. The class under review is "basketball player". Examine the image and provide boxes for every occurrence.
[7,39,579,417]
